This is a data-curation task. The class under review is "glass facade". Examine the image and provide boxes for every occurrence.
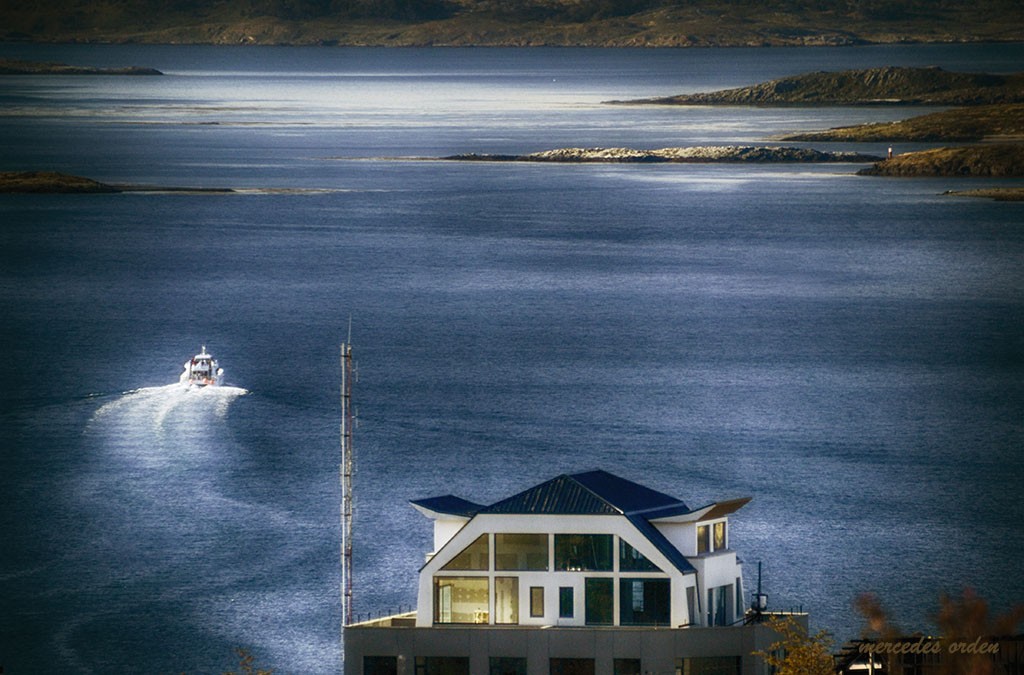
[707,585,730,626]
[584,578,614,625]
[441,534,489,571]
[494,576,519,624]
[494,533,548,570]
[434,577,489,624]
[530,586,544,617]
[555,534,613,571]
[619,578,670,625]
[559,586,574,618]
[698,522,728,554]
[432,531,681,627]
[619,540,662,572]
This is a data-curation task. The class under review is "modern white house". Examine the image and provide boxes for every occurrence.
[344,469,805,675]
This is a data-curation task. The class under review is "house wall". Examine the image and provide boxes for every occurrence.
[344,620,803,675]
[416,514,699,628]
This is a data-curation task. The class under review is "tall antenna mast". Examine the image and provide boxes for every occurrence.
[340,327,355,627]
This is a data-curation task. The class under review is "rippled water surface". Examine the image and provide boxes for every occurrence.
[1,43,1023,674]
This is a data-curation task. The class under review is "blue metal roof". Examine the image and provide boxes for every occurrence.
[477,470,688,516]
[411,469,744,577]
[409,495,483,518]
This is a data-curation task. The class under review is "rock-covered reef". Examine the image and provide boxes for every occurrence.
[447,146,881,163]
[611,67,1024,106]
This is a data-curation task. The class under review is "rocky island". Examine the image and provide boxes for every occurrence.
[856,145,1024,177]
[610,67,1024,107]
[0,171,233,193]
[0,59,163,76]
[0,171,122,193]
[446,146,881,164]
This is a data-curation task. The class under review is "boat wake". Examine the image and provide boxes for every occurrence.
[88,382,248,463]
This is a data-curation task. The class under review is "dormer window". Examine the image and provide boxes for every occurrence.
[698,521,727,554]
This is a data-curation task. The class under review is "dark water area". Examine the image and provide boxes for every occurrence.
[1,43,1023,674]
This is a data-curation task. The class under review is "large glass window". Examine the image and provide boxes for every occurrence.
[714,522,727,550]
[490,657,527,675]
[530,586,544,617]
[434,577,489,624]
[619,578,670,626]
[441,534,489,571]
[686,586,697,626]
[559,586,574,618]
[495,533,548,570]
[550,658,595,675]
[584,578,613,625]
[415,657,470,675]
[364,656,397,675]
[619,540,662,572]
[697,525,710,554]
[555,534,613,571]
[494,576,519,624]
[707,585,729,626]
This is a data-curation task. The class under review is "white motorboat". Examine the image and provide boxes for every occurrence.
[180,345,223,386]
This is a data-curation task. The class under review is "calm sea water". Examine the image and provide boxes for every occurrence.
[1,43,1023,674]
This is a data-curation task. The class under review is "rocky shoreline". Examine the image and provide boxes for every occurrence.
[0,59,163,76]
[0,171,232,193]
[781,103,1024,143]
[856,145,1024,177]
[446,146,882,164]
[610,67,1024,107]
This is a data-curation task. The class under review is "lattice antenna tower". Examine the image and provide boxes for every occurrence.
[340,330,355,627]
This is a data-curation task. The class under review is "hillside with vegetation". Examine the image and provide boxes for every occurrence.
[782,103,1024,142]
[1,0,1022,46]
[856,144,1024,177]
[615,67,1024,106]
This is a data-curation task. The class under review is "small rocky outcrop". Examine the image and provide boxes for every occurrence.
[447,146,882,163]
[0,171,121,193]
[947,188,1024,201]
[856,145,1024,177]
[611,67,1024,106]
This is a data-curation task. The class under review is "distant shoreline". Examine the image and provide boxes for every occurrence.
[0,59,163,75]
[0,171,230,193]
[3,0,1022,47]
